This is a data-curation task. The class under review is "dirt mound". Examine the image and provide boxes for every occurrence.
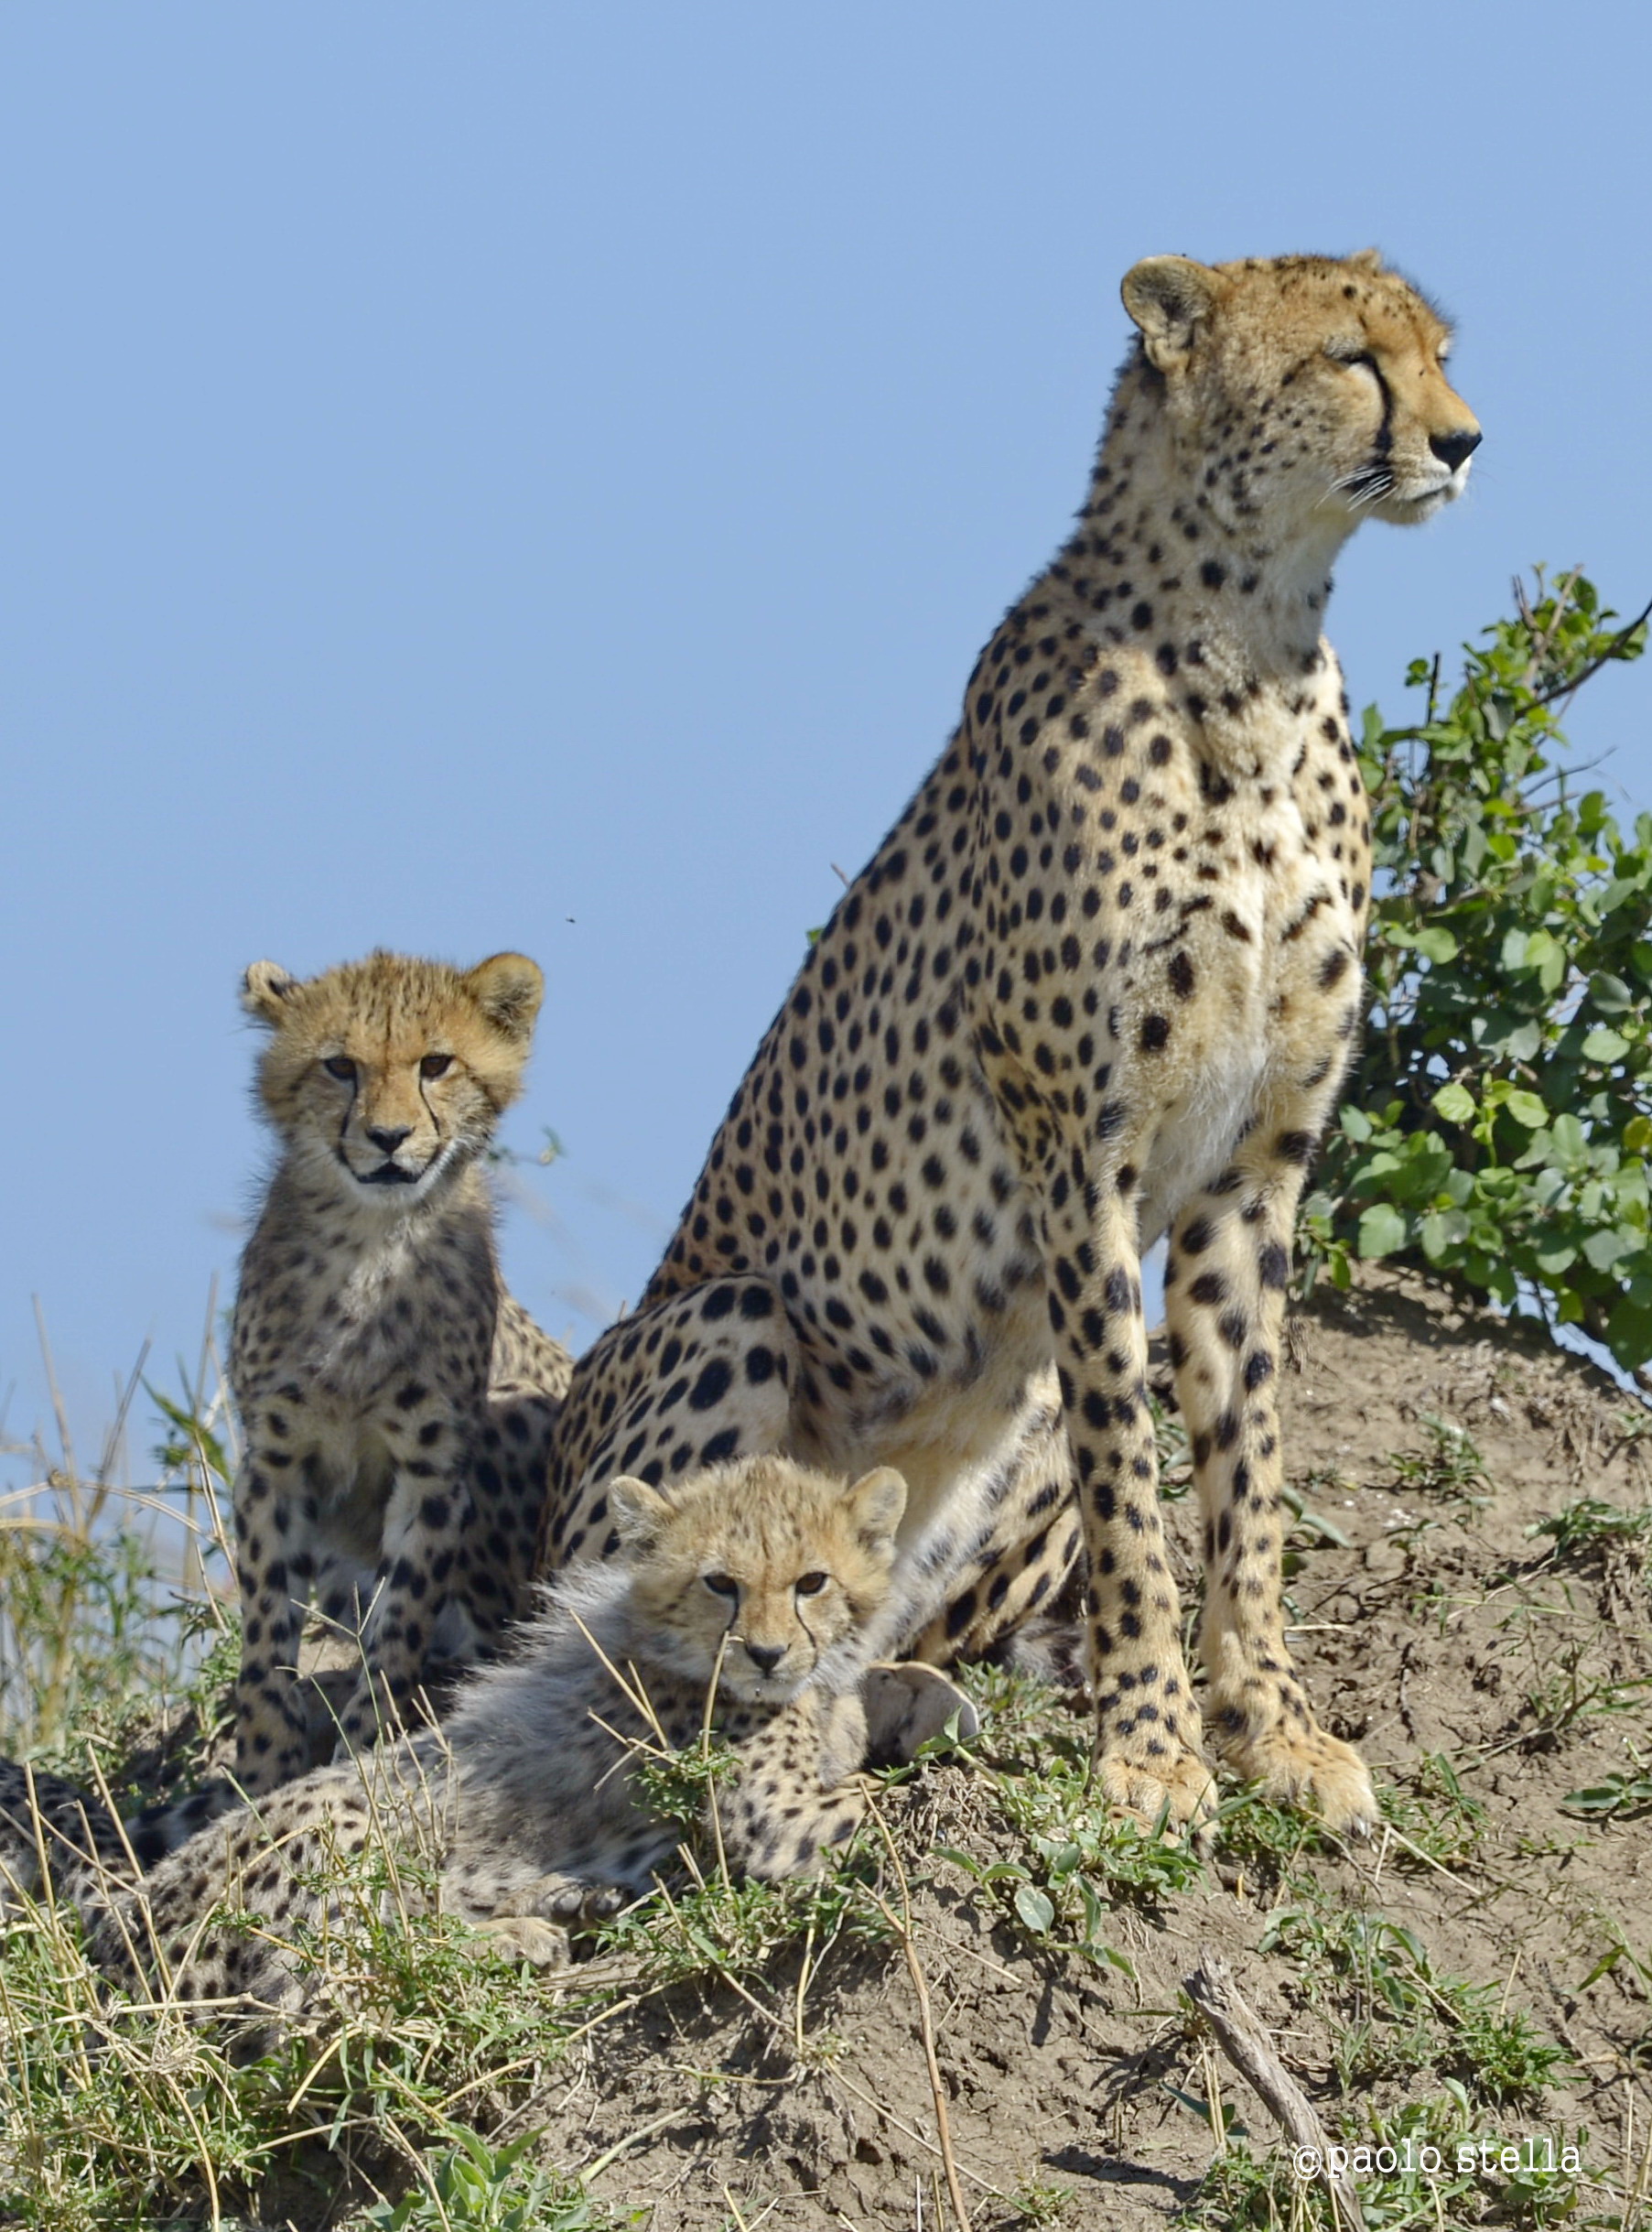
[523,1269,1652,2229]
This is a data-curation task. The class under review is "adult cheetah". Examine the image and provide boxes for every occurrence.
[542,251,1480,1831]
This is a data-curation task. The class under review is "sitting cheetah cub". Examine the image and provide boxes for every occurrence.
[229,948,573,1794]
[0,1457,906,2020]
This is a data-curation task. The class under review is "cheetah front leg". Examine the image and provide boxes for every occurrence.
[233,1419,321,1793]
[1042,1184,1217,1828]
[1165,1154,1377,1836]
[717,1689,874,1880]
[334,1400,477,1761]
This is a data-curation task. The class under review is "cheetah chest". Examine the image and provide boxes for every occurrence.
[1130,799,1355,1245]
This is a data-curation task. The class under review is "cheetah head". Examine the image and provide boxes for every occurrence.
[241,948,544,1201]
[1120,249,1481,538]
[610,1456,907,1705]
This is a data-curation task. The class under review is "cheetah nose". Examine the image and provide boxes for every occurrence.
[745,1642,785,1675]
[1429,427,1482,474]
[366,1124,413,1154]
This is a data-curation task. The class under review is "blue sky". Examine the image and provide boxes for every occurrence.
[4,3,1649,1484]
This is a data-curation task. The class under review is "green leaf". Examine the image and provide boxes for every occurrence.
[1560,1774,1652,1819]
[1605,1292,1652,1372]
[1411,925,1459,964]
[1419,1209,1468,1262]
[1479,1015,1543,1062]
[1581,1025,1630,1062]
[1013,1884,1055,1934]
[1590,970,1636,1013]
[1503,1089,1549,1129]
[1582,1228,1635,1272]
[1550,1112,1588,1164]
[1356,1203,1409,1258]
[1431,1082,1476,1124]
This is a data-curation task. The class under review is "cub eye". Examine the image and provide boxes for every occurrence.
[420,1054,454,1080]
[702,1572,739,1600]
[795,1572,829,1597]
[322,1056,357,1082]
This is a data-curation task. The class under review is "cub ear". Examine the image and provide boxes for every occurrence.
[242,960,299,1027]
[465,952,545,1044]
[1344,246,1386,275]
[609,1474,675,1552]
[845,1466,906,1554]
[1120,255,1221,372]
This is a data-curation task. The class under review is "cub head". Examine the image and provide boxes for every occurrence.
[1119,249,1481,536]
[241,948,544,1199]
[609,1456,907,1705]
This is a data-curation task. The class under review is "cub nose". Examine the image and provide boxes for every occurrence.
[1429,427,1482,474]
[744,1642,784,1675]
[366,1123,413,1154]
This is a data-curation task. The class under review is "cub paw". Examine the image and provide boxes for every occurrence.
[501,1872,626,1925]
[474,1914,571,1968]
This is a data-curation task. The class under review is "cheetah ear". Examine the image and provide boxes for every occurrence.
[465,952,545,1045]
[1121,255,1221,372]
[609,1475,674,1552]
[242,960,299,1026]
[1345,247,1386,275]
[845,1466,906,1555]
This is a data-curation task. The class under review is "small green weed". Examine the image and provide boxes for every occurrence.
[1523,1637,1651,1742]
[1008,2172,1077,2225]
[1261,1905,1568,2102]
[1531,1495,1652,1566]
[1377,1751,1488,1871]
[593,1849,886,1996]
[940,1712,1202,1967]
[1388,1414,1492,1504]
[362,2129,603,2231]
[1561,1766,1652,1821]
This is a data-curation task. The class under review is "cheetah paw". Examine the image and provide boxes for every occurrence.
[473,1915,572,1968]
[1091,1736,1218,1833]
[1218,1720,1378,1838]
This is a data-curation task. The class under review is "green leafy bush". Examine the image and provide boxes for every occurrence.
[1302,569,1652,1381]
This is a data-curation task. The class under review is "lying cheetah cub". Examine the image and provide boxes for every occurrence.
[230,948,573,1794]
[0,1457,905,2019]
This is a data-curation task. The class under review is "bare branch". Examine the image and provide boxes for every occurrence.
[1526,594,1652,714]
[1183,1946,1366,2229]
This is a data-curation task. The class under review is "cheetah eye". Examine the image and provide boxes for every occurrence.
[322,1056,357,1082]
[420,1054,454,1080]
[702,1572,739,1600]
[794,1572,829,1598]
[1324,345,1378,374]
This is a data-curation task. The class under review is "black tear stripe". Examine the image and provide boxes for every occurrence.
[1343,352,1395,499]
